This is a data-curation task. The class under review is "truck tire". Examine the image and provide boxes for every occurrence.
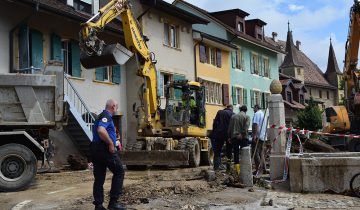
[126,141,147,171]
[0,144,37,192]
[200,140,214,166]
[186,138,200,167]
[176,138,187,150]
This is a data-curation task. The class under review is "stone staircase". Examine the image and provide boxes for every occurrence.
[63,74,95,159]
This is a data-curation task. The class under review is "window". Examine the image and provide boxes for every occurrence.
[263,57,270,77]
[232,48,243,70]
[164,23,179,48]
[159,73,172,97]
[309,88,312,96]
[287,91,292,102]
[237,22,244,32]
[300,94,304,104]
[232,86,243,105]
[250,90,261,107]
[319,90,322,98]
[74,0,92,14]
[257,27,263,40]
[297,68,302,75]
[199,44,221,67]
[203,80,222,104]
[18,25,44,72]
[250,53,259,74]
[62,40,82,77]
[327,91,329,99]
[95,65,121,84]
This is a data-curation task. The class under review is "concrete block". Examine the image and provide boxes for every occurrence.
[270,155,285,181]
[240,146,253,187]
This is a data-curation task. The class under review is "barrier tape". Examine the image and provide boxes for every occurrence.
[269,124,360,139]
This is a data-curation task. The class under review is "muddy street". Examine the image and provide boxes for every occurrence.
[1,167,360,210]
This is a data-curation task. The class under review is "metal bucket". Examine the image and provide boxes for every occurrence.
[80,43,133,69]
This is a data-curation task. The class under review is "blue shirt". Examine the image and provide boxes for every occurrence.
[92,110,117,145]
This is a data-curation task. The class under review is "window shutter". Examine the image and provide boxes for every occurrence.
[19,24,29,69]
[159,73,164,97]
[258,56,262,76]
[222,84,229,105]
[231,51,236,68]
[96,67,106,81]
[174,74,186,99]
[231,86,237,105]
[250,89,254,108]
[199,44,206,63]
[250,52,254,74]
[164,23,169,45]
[243,88,248,106]
[51,33,62,61]
[241,49,245,69]
[71,40,81,77]
[30,29,43,69]
[112,65,121,84]
[216,48,222,68]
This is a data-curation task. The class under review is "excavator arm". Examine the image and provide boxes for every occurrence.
[79,0,158,126]
[344,0,360,115]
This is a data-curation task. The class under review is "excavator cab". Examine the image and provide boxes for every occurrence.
[164,80,206,128]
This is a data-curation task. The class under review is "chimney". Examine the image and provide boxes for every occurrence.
[67,0,73,7]
[272,32,278,42]
[296,40,301,50]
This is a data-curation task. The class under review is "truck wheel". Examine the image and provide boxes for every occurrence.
[126,141,147,171]
[176,138,187,150]
[186,138,200,167]
[0,144,37,192]
[200,140,214,166]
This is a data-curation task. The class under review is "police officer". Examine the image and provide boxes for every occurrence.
[91,99,126,210]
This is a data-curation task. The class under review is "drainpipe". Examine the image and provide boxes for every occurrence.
[9,2,39,73]
[193,35,203,82]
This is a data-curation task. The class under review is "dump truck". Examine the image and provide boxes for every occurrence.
[79,0,213,168]
[0,62,64,191]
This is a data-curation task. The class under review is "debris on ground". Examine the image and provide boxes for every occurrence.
[303,138,337,152]
[67,154,88,170]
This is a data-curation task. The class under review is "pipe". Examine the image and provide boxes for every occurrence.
[193,35,203,82]
[9,1,39,73]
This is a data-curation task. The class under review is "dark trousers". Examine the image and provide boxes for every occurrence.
[213,137,232,169]
[232,137,248,164]
[252,139,265,171]
[90,142,125,206]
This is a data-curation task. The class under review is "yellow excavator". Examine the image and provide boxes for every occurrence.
[323,0,360,151]
[79,0,212,167]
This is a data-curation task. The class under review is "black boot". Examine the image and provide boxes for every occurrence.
[94,204,107,210]
[108,201,126,210]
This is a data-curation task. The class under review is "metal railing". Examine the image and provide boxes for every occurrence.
[15,66,42,74]
[63,73,95,135]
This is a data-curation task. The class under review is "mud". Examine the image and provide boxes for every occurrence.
[1,166,360,210]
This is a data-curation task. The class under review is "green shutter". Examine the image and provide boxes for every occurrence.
[250,90,254,108]
[71,40,81,77]
[51,33,62,61]
[259,56,263,76]
[19,24,29,69]
[30,29,43,69]
[250,52,254,74]
[96,67,106,81]
[232,86,237,105]
[241,49,244,69]
[174,74,186,99]
[112,65,121,84]
[231,51,236,68]
[243,88,247,106]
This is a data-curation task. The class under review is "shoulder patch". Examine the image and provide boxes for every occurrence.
[101,118,108,123]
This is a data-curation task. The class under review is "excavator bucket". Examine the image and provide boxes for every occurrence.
[119,150,189,166]
[80,43,133,69]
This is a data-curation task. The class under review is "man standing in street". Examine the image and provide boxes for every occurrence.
[252,104,266,174]
[211,105,234,171]
[228,105,250,175]
[90,99,126,210]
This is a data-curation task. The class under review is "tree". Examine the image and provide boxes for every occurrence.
[296,97,323,131]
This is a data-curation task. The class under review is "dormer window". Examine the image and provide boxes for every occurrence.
[237,22,244,32]
[256,27,263,40]
[287,91,292,102]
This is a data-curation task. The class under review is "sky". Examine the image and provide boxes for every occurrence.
[164,0,354,72]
